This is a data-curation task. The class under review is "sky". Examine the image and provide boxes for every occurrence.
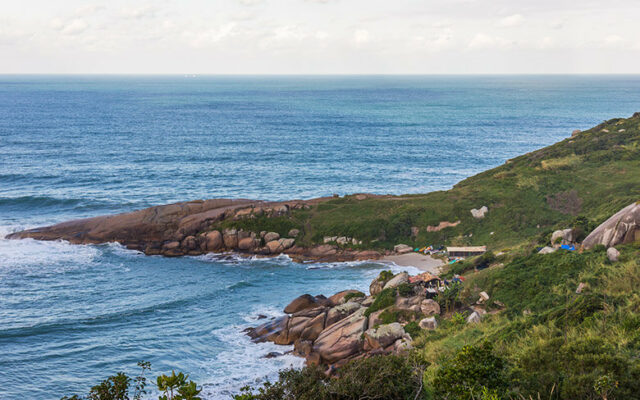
[2,0,639,74]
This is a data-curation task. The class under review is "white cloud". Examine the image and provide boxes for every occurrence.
[353,29,370,45]
[498,14,524,27]
[121,6,159,20]
[468,33,511,49]
[51,18,89,35]
[3,0,640,73]
[236,0,264,5]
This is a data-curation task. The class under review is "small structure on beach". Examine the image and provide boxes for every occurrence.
[446,246,487,258]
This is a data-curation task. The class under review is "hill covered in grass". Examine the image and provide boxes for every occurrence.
[220,112,640,253]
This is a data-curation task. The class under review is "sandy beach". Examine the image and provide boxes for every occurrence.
[381,253,445,274]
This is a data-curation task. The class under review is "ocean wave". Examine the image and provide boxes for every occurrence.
[201,324,304,399]
[195,252,293,266]
[0,195,137,213]
[0,235,99,278]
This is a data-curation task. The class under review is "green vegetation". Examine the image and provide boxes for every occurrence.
[61,363,202,400]
[233,355,426,400]
[364,288,397,317]
[210,113,640,252]
[343,291,365,302]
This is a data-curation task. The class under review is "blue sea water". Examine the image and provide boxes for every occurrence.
[1,75,640,399]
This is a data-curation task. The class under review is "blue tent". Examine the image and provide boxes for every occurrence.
[560,244,576,251]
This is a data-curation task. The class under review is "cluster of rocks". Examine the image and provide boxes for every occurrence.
[158,228,299,257]
[323,236,363,246]
[246,271,444,371]
[538,200,640,261]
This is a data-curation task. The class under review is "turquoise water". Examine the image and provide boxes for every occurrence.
[1,75,640,399]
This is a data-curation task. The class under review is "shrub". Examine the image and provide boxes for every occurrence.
[436,282,463,313]
[433,343,508,400]
[364,288,397,317]
[343,291,365,302]
[404,321,421,338]
[234,355,427,400]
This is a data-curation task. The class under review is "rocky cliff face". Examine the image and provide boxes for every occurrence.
[583,201,640,249]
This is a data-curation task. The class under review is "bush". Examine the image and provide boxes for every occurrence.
[364,288,397,317]
[436,282,463,314]
[234,355,427,400]
[343,291,365,302]
[433,343,508,400]
[60,362,202,400]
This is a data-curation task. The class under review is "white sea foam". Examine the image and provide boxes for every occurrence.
[0,225,100,277]
[200,317,305,399]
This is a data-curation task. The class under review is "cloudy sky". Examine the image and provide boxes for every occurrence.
[2,0,639,74]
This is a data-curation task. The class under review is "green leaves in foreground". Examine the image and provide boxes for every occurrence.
[61,362,201,400]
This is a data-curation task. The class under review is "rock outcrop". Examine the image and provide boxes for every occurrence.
[5,196,382,262]
[383,272,409,290]
[551,228,576,246]
[247,271,444,371]
[583,202,640,249]
[471,206,488,219]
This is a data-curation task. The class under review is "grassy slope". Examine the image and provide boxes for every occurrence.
[215,113,640,253]
[413,244,640,399]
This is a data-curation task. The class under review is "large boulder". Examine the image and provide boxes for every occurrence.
[313,309,368,364]
[607,247,620,262]
[246,316,290,344]
[300,311,327,342]
[583,202,640,249]
[369,275,388,296]
[551,228,575,246]
[363,323,405,350]
[395,295,425,313]
[203,230,222,251]
[471,206,488,219]
[284,294,321,314]
[286,308,325,344]
[238,237,259,251]
[383,272,409,290]
[420,299,441,316]
[367,308,387,328]
[326,301,361,326]
[288,229,300,237]
[329,290,364,306]
[181,235,197,250]
[280,238,295,250]
[162,241,183,256]
[466,311,482,324]
[266,240,284,254]
[264,232,280,242]
[223,229,238,249]
[419,317,438,330]
[309,245,338,258]
[538,246,557,254]
[393,244,412,254]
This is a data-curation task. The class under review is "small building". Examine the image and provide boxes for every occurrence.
[446,246,487,258]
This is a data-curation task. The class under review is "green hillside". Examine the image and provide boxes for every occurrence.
[216,113,640,253]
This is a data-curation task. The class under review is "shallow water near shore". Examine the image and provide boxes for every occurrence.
[2,75,640,399]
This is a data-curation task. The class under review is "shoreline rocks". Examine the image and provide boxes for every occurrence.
[246,270,446,373]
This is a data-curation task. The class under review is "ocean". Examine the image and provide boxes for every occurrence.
[1,75,640,399]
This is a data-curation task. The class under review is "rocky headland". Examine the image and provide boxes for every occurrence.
[5,196,384,262]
